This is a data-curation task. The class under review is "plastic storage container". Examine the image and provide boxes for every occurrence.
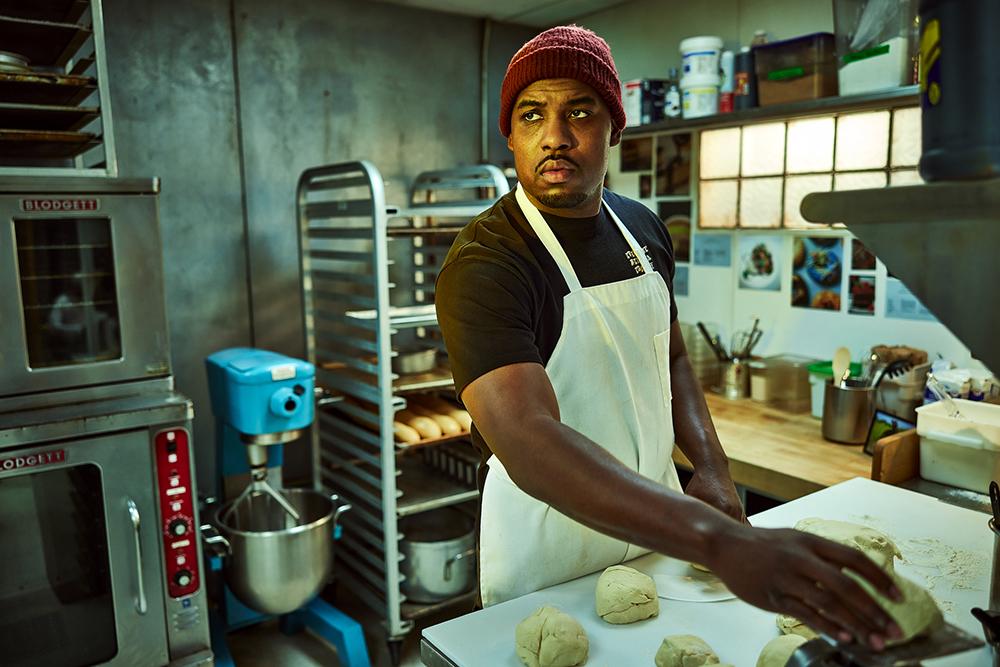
[875,362,930,422]
[808,360,863,419]
[916,398,1000,492]
[753,32,839,106]
[680,35,723,77]
[834,0,918,95]
[681,73,720,118]
[750,355,816,412]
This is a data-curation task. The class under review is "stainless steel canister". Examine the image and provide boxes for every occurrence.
[822,379,876,444]
[400,507,475,603]
[721,360,750,400]
[211,489,349,615]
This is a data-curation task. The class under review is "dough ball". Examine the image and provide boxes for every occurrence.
[845,567,942,646]
[794,518,901,571]
[775,614,818,640]
[654,634,720,667]
[515,605,588,667]
[595,565,659,624]
[756,635,807,667]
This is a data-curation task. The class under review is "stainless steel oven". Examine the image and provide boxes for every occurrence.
[0,393,212,666]
[0,177,170,400]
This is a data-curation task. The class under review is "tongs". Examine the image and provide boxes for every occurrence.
[786,621,984,666]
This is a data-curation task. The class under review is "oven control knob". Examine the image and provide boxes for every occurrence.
[174,570,193,587]
[168,519,188,537]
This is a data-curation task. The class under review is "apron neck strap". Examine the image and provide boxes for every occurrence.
[515,183,654,293]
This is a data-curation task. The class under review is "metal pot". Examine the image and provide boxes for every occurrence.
[400,507,475,603]
[392,345,437,375]
[207,490,349,615]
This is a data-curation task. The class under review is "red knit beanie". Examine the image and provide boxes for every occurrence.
[500,25,626,146]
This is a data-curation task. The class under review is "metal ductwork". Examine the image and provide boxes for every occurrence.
[801,180,1000,373]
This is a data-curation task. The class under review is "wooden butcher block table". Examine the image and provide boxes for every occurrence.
[421,478,992,667]
[676,395,874,501]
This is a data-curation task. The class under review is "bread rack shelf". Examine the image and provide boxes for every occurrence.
[298,160,508,661]
[0,0,117,175]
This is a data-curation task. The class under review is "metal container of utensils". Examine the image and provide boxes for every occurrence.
[822,379,875,444]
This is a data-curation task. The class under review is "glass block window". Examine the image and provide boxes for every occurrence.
[699,179,738,228]
[835,111,890,171]
[697,105,920,229]
[699,127,741,179]
[740,123,786,176]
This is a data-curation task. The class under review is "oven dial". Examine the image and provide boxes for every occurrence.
[174,570,193,587]
[168,519,188,537]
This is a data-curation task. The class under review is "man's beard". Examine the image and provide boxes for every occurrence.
[535,189,590,209]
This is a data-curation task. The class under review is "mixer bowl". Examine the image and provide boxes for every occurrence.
[213,489,345,615]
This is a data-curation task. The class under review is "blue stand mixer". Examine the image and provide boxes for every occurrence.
[203,348,370,667]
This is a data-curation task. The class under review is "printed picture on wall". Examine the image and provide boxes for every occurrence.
[658,201,691,263]
[886,278,937,321]
[655,132,691,196]
[639,174,652,199]
[851,239,877,271]
[673,265,689,297]
[620,137,653,172]
[848,274,876,315]
[791,237,843,310]
[737,235,781,291]
[693,234,732,267]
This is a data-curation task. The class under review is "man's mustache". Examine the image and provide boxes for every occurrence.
[536,155,579,172]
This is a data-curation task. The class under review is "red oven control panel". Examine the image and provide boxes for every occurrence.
[154,428,199,599]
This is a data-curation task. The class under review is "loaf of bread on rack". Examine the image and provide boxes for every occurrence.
[393,421,421,445]
[396,409,442,440]
[412,396,473,431]
[406,404,462,435]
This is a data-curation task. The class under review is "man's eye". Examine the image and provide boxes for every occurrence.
[570,109,592,119]
[522,111,541,121]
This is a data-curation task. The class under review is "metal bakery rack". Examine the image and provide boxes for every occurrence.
[0,0,116,175]
[296,160,509,662]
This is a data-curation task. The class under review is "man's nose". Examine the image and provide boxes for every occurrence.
[541,118,574,152]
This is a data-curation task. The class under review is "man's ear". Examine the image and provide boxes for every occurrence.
[610,127,622,147]
[507,132,514,152]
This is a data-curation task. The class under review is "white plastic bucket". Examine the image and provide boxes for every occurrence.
[680,36,724,77]
[681,73,719,119]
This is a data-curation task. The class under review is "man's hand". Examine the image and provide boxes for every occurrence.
[708,525,904,650]
[685,466,748,524]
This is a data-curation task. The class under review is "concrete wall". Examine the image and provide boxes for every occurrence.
[577,0,834,81]
[103,0,534,491]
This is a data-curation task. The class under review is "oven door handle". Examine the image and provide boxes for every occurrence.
[126,498,148,615]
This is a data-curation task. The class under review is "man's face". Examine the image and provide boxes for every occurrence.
[507,78,613,217]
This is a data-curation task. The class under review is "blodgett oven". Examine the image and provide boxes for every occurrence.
[0,177,212,666]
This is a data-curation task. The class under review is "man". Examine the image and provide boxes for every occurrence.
[435,25,901,649]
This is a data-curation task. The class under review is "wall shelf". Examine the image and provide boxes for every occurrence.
[624,86,918,136]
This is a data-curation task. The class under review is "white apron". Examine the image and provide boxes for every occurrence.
[478,183,684,607]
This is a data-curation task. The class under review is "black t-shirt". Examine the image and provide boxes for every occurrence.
[435,188,678,465]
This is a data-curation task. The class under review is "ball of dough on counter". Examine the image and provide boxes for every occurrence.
[595,565,659,624]
[756,635,806,667]
[653,634,720,667]
[846,567,942,646]
[515,605,589,667]
[794,518,901,571]
[775,614,818,640]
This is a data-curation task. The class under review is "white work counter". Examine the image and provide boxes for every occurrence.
[421,478,991,667]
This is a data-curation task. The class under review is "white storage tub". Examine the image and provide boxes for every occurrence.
[916,398,1000,493]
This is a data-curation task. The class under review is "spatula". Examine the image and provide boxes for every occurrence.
[833,347,851,388]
